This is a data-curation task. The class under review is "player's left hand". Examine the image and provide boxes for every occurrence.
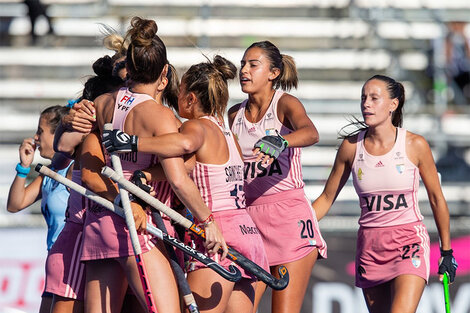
[102,129,138,153]
[438,249,458,283]
[253,131,288,166]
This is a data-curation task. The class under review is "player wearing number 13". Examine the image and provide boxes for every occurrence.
[312,75,457,313]
[103,55,269,313]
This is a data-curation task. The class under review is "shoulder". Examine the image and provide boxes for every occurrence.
[180,119,205,133]
[405,130,431,165]
[277,92,306,117]
[227,102,243,126]
[337,134,359,163]
[94,92,116,110]
[405,130,430,153]
[278,92,302,108]
[95,91,118,127]
[132,101,178,135]
[228,102,243,118]
[132,100,176,121]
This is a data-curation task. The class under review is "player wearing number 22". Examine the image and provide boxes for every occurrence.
[228,41,327,313]
[312,75,457,313]
[103,54,269,313]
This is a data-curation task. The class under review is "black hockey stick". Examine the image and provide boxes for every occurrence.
[35,164,242,286]
[101,165,289,290]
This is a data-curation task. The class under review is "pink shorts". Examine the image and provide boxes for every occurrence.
[187,209,269,280]
[45,221,86,300]
[246,188,327,266]
[355,221,430,288]
[81,204,158,261]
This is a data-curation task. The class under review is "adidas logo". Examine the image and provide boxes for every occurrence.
[375,161,384,167]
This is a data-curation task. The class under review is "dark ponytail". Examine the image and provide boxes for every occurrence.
[81,55,123,101]
[339,75,406,139]
[162,64,180,111]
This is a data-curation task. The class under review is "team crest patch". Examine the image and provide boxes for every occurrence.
[396,164,405,174]
[265,128,277,136]
[412,257,421,268]
[309,239,317,246]
[358,168,363,180]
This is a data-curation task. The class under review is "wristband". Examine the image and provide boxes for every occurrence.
[440,248,453,256]
[198,213,214,228]
[16,163,30,178]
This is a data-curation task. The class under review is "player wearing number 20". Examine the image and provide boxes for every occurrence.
[103,55,269,313]
[228,41,327,313]
[312,75,457,313]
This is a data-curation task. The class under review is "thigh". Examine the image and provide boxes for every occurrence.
[119,244,180,313]
[390,274,426,313]
[271,249,318,313]
[362,281,392,313]
[252,281,267,313]
[51,295,84,313]
[85,259,127,313]
[187,268,236,313]
[225,279,256,313]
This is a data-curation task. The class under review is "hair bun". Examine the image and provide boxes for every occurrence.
[212,55,237,81]
[129,17,158,47]
[92,55,113,77]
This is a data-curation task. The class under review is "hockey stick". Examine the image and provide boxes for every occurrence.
[150,210,199,313]
[35,163,242,285]
[443,272,451,313]
[101,165,290,290]
[104,124,158,313]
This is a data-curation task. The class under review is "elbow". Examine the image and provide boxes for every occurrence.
[312,132,320,145]
[55,141,75,156]
[6,203,20,213]
[180,138,196,155]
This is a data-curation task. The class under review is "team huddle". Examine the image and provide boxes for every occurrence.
[7,16,458,313]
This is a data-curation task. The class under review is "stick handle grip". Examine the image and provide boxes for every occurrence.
[104,123,142,255]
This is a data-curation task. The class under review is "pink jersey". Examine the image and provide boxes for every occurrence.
[231,90,304,200]
[192,116,245,212]
[66,170,87,224]
[109,87,173,207]
[82,88,177,260]
[352,128,423,227]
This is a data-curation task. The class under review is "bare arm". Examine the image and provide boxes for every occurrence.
[81,131,149,231]
[137,120,205,158]
[141,154,196,182]
[278,94,319,148]
[80,131,118,201]
[311,137,355,220]
[7,138,43,212]
[136,106,227,257]
[409,133,452,250]
[54,100,96,157]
